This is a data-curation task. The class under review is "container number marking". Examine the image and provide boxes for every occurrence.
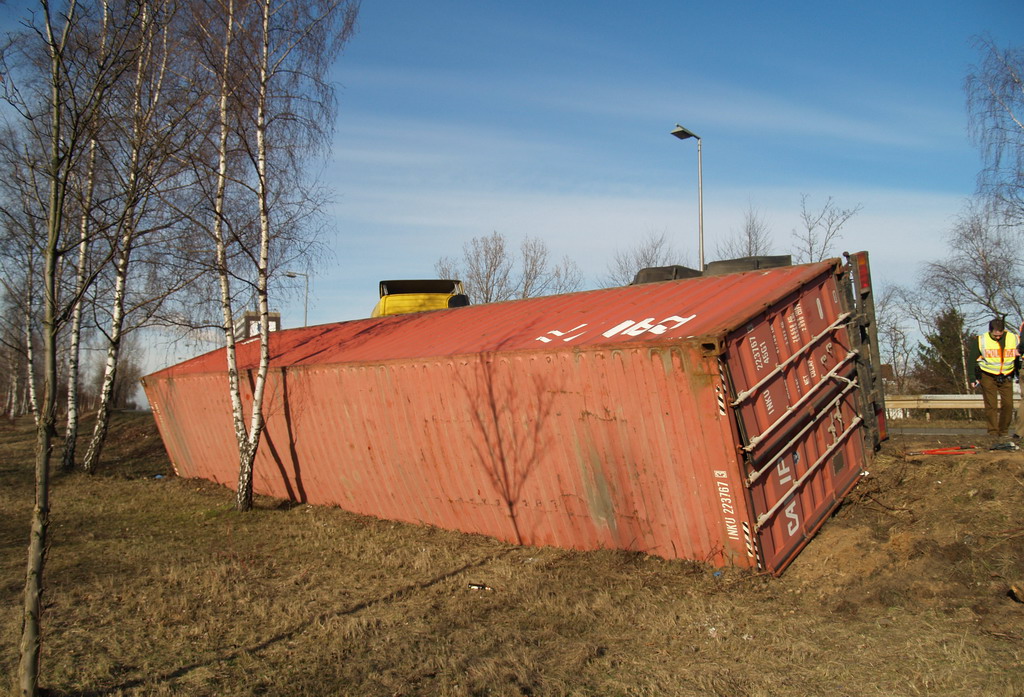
[713,470,741,541]
[748,335,771,373]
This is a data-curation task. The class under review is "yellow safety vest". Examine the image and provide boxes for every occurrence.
[977,332,1020,375]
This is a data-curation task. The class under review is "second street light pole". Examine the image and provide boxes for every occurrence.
[670,123,704,271]
[284,271,309,326]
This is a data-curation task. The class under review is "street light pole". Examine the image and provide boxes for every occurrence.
[283,271,309,326]
[670,123,704,271]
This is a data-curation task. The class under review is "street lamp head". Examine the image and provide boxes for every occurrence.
[671,124,700,141]
[669,122,704,272]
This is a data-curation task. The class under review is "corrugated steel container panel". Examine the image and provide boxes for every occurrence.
[143,255,885,574]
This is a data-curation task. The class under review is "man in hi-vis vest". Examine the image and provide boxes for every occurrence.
[971,318,1020,439]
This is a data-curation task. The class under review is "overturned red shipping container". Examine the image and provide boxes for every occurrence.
[143,252,886,574]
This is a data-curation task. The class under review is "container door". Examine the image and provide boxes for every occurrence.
[724,269,869,575]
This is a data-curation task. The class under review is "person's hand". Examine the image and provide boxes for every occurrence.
[971,380,980,390]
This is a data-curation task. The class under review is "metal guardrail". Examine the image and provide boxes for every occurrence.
[886,394,984,409]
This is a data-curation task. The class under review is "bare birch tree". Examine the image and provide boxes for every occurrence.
[966,36,1024,225]
[518,236,582,299]
[873,283,916,393]
[0,260,41,421]
[47,0,111,473]
[920,200,1024,327]
[439,231,513,303]
[436,230,582,304]
[61,136,98,469]
[80,0,198,473]
[791,194,862,263]
[186,0,358,511]
[0,289,32,417]
[600,230,685,287]
[0,133,49,425]
[713,202,774,261]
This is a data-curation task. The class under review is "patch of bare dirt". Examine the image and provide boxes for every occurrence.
[789,431,1024,641]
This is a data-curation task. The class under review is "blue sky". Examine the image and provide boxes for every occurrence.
[287,0,1023,328]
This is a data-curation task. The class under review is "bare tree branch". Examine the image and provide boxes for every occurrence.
[436,231,581,304]
[920,199,1024,328]
[713,201,774,261]
[791,194,862,263]
[601,230,685,287]
[967,36,1024,224]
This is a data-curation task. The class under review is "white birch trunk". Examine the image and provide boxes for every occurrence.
[82,91,135,472]
[236,0,274,512]
[82,0,166,473]
[24,321,38,424]
[23,250,39,426]
[81,243,129,473]
[7,360,19,419]
[62,139,96,471]
[62,0,109,472]
[206,0,258,510]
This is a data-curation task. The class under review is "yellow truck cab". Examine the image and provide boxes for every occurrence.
[370,279,470,318]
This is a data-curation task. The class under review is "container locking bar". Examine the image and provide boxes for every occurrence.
[740,350,859,452]
[731,312,852,407]
[753,415,864,532]
[745,377,861,487]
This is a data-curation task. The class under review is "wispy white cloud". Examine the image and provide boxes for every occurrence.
[305,177,968,327]
[339,60,965,156]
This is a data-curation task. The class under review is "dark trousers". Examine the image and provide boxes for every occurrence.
[980,371,1014,436]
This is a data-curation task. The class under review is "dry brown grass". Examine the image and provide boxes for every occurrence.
[2,413,1024,696]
